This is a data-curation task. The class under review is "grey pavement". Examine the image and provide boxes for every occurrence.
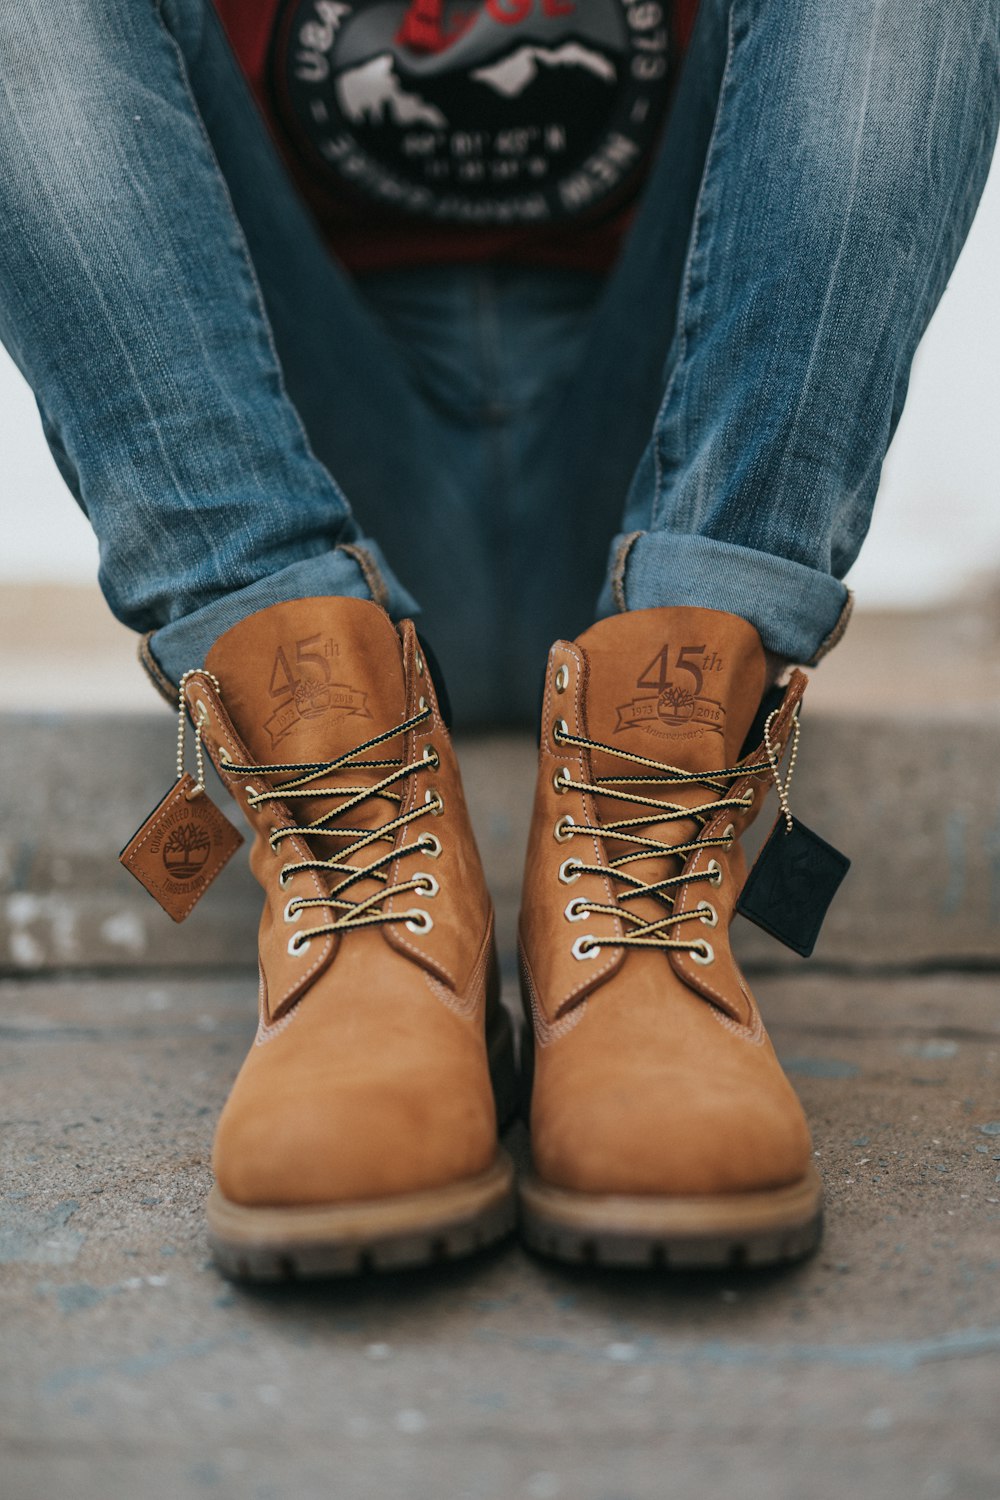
[2,970,999,1500]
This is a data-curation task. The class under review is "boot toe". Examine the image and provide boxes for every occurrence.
[532,1067,813,1198]
[214,1058,497,1208]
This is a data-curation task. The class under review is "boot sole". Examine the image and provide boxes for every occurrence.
[207,1151,517,1281]
[519,1165,823,1269]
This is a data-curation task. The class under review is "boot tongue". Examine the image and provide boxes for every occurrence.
[205,597,408,843]
[575,607,767,778]
[572,609,767,895]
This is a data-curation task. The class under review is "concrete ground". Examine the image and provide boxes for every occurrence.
[2,968,999,1500]
[3,583,1000,1499]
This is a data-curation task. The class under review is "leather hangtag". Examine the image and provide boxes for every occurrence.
[119,774,244,923]
[736,816,850,958]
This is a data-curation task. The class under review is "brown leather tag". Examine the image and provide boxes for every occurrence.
[119,774,244,922]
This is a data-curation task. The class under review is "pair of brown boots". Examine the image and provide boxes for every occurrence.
[160,595,822,1277]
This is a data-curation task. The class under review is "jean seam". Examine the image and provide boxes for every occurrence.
[153,0,348,510]
[650,0,738,533]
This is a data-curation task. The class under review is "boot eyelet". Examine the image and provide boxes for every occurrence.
[565,898,589,923]
[553,767,571,794]
[554,665,569,693]
[558,858,582,884]
[405,909,433,935]
[553,815,575,843]
[695,901,718,928]
[218,746,232,765]
[288,932,311,958]
[413,873,439,898]
[194,699,210,727]
[424,790,445,816]
[706,859,723,888]
[283,898,301,924]
[278,866,294,889]
[418,695,428,713]
[415,648,425,675]
[422,743,440,769]
[690,940,715,965]
[722,823,735,845]
[553,719,569,745]
[418,833,442,859]
[572,935,599,961]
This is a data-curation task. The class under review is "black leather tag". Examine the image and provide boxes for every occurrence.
[736,817,850,958]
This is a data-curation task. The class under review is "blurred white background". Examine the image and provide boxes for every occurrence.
[1,156,998,606]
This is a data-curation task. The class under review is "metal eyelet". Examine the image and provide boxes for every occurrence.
[565,898,589,923]
[268,828,283,853]
[422,743,440,769]
[554,664,569,693]
[278,865,294,889]
[415,648,425,675]
[418,695,428,713]
[722,823,735,844]
[553,815,575,844]
[706,859,723,888]
[419,833,442,859]
[287,932,311,958]
[695,901,718,928]
[558,858,582,885]
[553,767,571,794]
[413,873,439,898]
[572,935,599,961]
[218,746,232,765]
[283,898,301,924]
[405,909,433,935]
[690,940,715,965]
[424,790,445,816]
[194,699,210,727]
[553,718,569,745]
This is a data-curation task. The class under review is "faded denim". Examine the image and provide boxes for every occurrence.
[0,0,996,722]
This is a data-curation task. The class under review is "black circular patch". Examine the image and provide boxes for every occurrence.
[272,0,671,224]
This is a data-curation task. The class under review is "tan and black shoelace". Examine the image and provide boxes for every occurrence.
[221,705,443,954]
[550,714,794,962]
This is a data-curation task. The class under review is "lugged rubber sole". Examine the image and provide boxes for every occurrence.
[519,1164,823,1269]
[208,1151,517,1280]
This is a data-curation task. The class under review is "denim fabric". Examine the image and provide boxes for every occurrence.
[0,0,997,724]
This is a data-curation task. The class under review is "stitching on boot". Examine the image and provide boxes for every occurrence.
[520,942,585,1045]
[423,917,493,1018]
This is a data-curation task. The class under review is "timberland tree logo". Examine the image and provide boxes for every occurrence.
[615,643,726,737]
[265,633,372,748]
[161,822,212,881]
[140,793,238,894]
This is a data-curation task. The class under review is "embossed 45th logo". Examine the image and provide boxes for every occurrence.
[616,642,726,733]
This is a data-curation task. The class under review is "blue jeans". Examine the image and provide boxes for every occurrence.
[0,0,997,724]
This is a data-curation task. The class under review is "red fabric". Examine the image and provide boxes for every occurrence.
[212,0,699,275]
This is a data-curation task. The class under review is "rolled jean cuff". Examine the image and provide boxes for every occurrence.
[597,531,853,666]
[144,540,419,691]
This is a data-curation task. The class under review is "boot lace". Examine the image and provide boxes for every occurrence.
[222,704,443,953]
[550,713,796,962]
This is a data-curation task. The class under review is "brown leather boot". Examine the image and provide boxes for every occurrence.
[177,597,517,1277]
[518,607,823,1268]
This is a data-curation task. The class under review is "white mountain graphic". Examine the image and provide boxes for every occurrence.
[471,43,616,98]
[336,55,446,128]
